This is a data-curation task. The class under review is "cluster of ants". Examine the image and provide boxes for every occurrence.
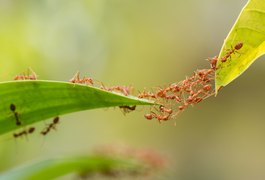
[138,42,243,122]
[11,69,135,139]
[10,103,60,139]
[11,42,243,131]
[138,69,215,122]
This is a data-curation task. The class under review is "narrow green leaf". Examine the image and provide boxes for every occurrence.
[215,0,265,92]
[0,80,153,135]
[0,155,146,180]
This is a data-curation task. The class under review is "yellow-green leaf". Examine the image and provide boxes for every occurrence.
[215,0,265,93]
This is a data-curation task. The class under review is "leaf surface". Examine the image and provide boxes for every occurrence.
[0,80,153,135]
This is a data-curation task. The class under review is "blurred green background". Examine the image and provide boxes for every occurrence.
[1,0,265,179]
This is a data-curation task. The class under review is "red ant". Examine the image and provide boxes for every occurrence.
[13,127,35,138]
[13,68,37,80]
[178,105,186,111]
[196,69,214,83]
[182,77,193,87]
[69,71,93,85]
[101,85,132,96]
[144,111,171,122]
[221,42,243,62]
[194,97,203,103]
[167,84,181,93]
[138,90,156,99]
[203,84,212,92]
[41,117,60,136]
[208,56,218,70]
[156,113,171,122]
[156,88,168,98]
[155,87,182,102]
[113,86,132,96]
[119,105,136,114]
[144,113,155,120]
[186,96,194,104]
[194,89,204,97]
[163,95,181,102]
[197,69,207,78]
[159,106,172,114]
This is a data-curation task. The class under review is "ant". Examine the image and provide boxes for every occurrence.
[197,69,207,78]
[155,85,179,98]
[41,117,60,136]
[163,95,181,102]
[208,56,218,70]
[221,42,243,62]
[203,84,212,92]
[178,105,186,111]
[13,127,35,138]
[156,88,168,98]
[194,97,203,103]
[69,71,94,85]
[10,104,21,126]
[113,86,132,96]
[13,67,37,80]
[182,77,193,87]
[144,111,171,122]
[165,84,181,93]
[101,85,132,96]
[196,69,214,83]
[193,89,204,97]
[178,100,189,111]
[119,105,136,114]
[144,113,155,120]
[138,90,156,99]
[186,96,194,104]
[155,113,171,122]
[159,106,172,114]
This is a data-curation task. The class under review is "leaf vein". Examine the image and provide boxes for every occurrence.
[237,26,265,34]
[245,8,265,15]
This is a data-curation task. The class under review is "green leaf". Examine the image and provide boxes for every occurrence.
[0,80,153,136]
[0,155,147,180]
[215,0,265,92]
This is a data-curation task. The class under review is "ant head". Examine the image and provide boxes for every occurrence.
[10,104,16,111]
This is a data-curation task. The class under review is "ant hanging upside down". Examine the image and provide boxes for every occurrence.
[144,111,171,122]
[119,105,136,115]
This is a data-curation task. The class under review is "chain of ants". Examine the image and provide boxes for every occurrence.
[11,42,243,138]
[141,42,243,122]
